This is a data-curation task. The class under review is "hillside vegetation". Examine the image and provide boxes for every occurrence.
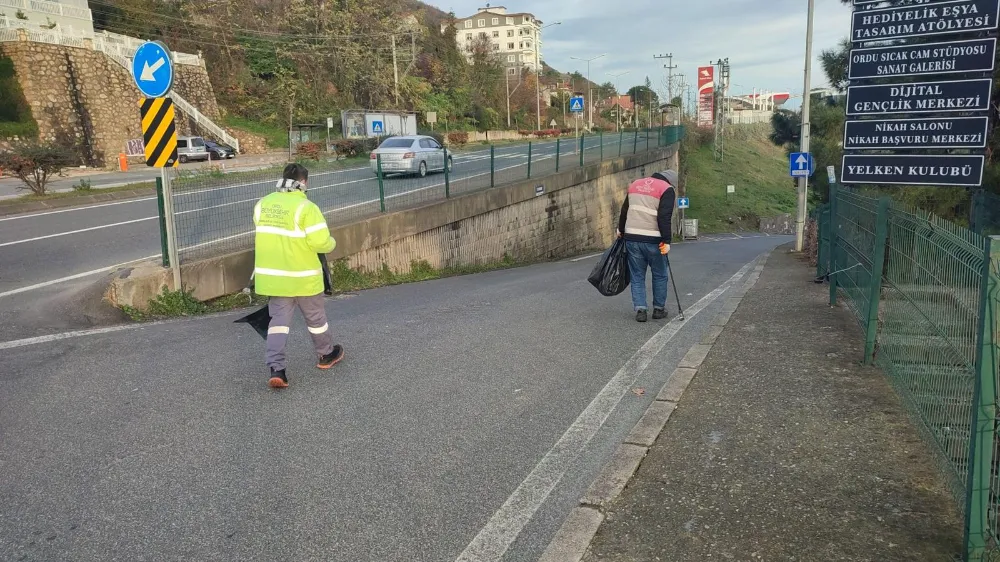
[82,0,601,137]
[680,123,797,234]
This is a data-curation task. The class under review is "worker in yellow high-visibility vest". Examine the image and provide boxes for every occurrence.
[253,163,343,389]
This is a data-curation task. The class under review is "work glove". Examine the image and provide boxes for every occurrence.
[659,242,670,255]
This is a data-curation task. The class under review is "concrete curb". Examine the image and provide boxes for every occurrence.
[538,250,772,562]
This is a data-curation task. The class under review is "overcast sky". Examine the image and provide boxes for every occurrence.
[433,0,854,108]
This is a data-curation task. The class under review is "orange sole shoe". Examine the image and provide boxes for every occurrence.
[268,377,289,389]
[317,350,345,370]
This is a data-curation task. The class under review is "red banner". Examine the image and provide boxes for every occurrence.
[697,66,714,128]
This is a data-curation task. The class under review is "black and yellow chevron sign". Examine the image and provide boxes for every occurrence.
[138,97,178,168]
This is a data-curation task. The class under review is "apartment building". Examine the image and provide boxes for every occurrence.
[442,6,543,75]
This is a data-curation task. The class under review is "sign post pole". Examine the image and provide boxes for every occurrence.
[133,40,181,290]
[161,168,181,290]
[794,0,815,253]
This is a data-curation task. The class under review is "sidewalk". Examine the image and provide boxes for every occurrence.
[584,246,963,561]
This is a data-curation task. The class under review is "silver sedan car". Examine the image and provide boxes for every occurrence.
[369,135,453,178]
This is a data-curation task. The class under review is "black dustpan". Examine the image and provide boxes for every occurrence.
[234,305,270,339]
[234,254,331,340]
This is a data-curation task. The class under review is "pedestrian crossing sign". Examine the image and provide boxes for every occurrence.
[371,121,384,134]
[569,96,584,112]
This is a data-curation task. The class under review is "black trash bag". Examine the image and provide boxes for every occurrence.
[588,238,631,296]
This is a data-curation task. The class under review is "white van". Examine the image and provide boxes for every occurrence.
[176,136,211,163]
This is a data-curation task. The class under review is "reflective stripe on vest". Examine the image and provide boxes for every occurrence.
[255,267,322,278]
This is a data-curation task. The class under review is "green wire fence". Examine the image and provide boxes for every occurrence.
[819,186,1000,561]
[169,126,684,264]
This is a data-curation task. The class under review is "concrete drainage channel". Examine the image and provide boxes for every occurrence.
[538,251,771,562]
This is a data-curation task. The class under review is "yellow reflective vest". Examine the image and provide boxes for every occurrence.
[252,191,336,297]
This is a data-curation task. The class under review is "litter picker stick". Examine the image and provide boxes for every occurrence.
[666,255,685,320]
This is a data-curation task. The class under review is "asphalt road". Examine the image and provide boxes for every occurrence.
[0,235,787,562]
[0,134,652,299]
[0,154,285,199]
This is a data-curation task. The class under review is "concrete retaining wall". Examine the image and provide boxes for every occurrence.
[107,145,680,309]
[759,213,794,235]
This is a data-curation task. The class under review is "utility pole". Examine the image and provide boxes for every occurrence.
[391,34,400,106]
[535,22,562,131]
[794,0,815,252]
[654,53,677,103]
[571,53,606,130]
[711,57,730,161]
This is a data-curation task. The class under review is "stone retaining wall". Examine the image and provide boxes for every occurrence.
[0,40,221,168]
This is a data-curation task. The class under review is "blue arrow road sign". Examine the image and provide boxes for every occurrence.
[569,96,584,113]
[790,152,814,178]
[371,121,384,134]
[131,41,174,98]
[677,197,690,209]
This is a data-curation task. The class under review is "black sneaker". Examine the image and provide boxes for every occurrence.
[636,309,648,323]
[652,308,668,320]
[268,369,288,389]
[317,345,345,370]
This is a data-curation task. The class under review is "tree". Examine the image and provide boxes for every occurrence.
[0,142,76,195]
[627,85,658,107]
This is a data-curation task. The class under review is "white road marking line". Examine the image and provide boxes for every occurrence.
[0,322,171,350]
[0,217,156,248]
[0,197,157,222]
[0,253,161,299]
[570,253,604,262]
[454,256,760,562]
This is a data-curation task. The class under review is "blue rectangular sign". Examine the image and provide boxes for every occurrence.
[790,152,814,178]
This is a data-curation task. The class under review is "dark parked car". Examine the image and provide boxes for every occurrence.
[204,140,236,160]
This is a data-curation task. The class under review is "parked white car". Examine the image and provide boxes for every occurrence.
[369,135,453,178]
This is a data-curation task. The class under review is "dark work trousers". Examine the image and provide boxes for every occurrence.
[265,294,334,371]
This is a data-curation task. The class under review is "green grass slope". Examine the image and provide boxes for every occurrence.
[679,125,797,234]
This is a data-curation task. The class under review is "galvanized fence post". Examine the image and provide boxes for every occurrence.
[579,134,585,167]
[863,197,891,364]
[965,235,999,561]
[599,131,603,161]
[633,129,638,154]
[527,142,532,178]
[619,131,623,157]
[155,176,170,267]
[444,147,451,198]
[829,182,839,306]
[556,138,561,172]
[490,145,495,188]
[376,154,386,212]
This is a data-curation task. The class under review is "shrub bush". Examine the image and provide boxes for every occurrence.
[0,141,76,195]
[447,131,469,146]
[294,141,324,160]
[517,130,532,138]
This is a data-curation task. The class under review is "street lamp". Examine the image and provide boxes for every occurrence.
[607,70,630,132]
[536,21,561,131]
[570,53,606,130]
